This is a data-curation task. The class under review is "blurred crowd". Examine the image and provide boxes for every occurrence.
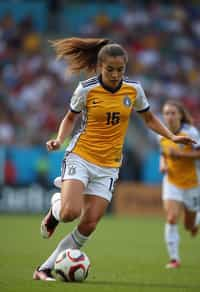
[0,1,200,150]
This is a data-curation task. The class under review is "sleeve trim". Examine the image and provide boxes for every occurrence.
[70,107,81,114]
[136,106,150,113]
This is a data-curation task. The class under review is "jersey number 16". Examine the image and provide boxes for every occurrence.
[106,112,120,125]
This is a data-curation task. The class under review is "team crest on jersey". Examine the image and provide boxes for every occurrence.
[123,96,132,107]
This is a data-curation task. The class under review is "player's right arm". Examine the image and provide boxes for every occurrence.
[46,82,85,151]
[46,111,79,151]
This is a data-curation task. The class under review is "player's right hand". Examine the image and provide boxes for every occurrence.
[46,139,61,151]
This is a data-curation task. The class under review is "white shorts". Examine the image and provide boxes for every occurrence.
[162,176,200,212]
[57,152,119,202]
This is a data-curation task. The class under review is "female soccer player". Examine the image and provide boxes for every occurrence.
[33,38,195,280]
[159,100,200,269]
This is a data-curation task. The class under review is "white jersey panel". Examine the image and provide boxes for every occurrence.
[182,124,200,149]
[129,82,150,112]
[70,82,86,113]
[70,79,100,113]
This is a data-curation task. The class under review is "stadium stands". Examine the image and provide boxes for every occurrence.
[0,1,200,185]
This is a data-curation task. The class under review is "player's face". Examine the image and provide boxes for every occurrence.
[163,104,181,130]
[99,56,126,89]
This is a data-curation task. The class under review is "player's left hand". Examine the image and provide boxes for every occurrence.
[172,135,196,145]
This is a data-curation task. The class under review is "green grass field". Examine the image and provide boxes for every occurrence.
[0,214,200,292]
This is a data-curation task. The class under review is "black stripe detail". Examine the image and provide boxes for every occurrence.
[137,106,150,113]
[71,234,82,248]
[84,76,98,83]
[81,77,98,88]
[70,107,81,114]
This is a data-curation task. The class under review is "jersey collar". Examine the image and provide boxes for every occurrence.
[98,75,123,93]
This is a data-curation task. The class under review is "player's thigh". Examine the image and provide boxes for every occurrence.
[61,179,85,212]
[163,200,182,221]
[162,177,183,220]
[80,195,109,225]
[61,153,88,214]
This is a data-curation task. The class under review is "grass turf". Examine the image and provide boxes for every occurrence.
[0,214,199,292]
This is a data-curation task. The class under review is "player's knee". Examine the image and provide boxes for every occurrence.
[60,206,81,222]
[167,213,178,224]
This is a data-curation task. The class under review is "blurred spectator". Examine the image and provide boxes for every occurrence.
[4,158,16,185]
[0,1,200,183]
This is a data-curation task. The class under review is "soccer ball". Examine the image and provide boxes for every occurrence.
[54,249,90,282]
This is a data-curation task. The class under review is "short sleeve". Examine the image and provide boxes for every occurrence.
[184,125,200,149]
[191,128,200,149]
[70,83,86,113]
[134,84,150,112]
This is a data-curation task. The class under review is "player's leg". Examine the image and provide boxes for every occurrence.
[40,153,88,239]
[34,179,85,280]
[78,194,109,235]
[183,187,200,236]
[163,199,182,268]
[184,208,198,236]
[40,179,84,238]
[34,155,116,280]
[162,177,183,268]
[34,194,109,280]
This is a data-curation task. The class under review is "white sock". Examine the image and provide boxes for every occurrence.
[39,228,89,270]
[51,192,61,221]
[164,223,180,261]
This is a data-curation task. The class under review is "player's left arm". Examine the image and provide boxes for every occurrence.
[168,147,200,159]
[140,110,196,145]
[134,83,196,145]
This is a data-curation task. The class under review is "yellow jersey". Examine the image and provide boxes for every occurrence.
[67,75,150,167]
[159,124,200,189]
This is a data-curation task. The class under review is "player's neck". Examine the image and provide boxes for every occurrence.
[169,123,182,134]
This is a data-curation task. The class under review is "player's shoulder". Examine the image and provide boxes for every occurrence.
[123,77,144,94]
[81,76,99,89]
[123,77,140,86]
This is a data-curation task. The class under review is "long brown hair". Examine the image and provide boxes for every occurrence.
[163,100,193,125]
[50,37,128,73]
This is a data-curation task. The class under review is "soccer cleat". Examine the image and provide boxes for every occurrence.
[40,207,59,239]
[165,259,180,269]
[33,268,56,281]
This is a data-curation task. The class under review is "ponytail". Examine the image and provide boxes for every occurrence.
[50,37,110,73]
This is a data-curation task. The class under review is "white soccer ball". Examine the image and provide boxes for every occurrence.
[54,249,90,282]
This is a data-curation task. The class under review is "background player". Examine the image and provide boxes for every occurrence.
[159,100,200,269]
